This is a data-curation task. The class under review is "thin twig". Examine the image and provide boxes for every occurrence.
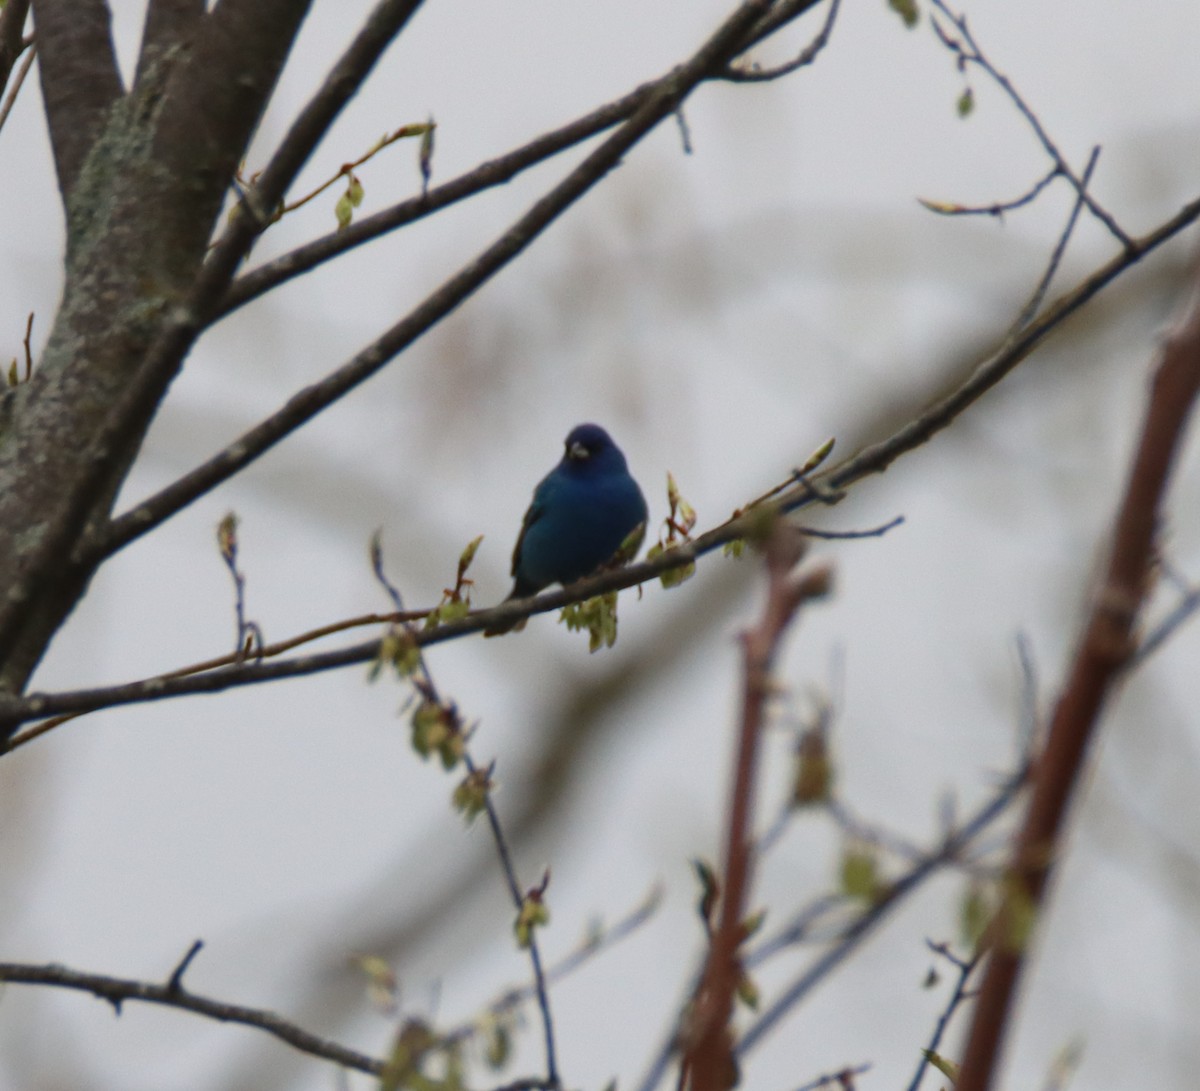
[218,0,832,318]
[216,514,263,659]
[904,942,982,1091]
[0,0,32,96]
[370,543,559,1086]
[440,886,663,1050]
[797,515,904,540]
[274,121,434,217]
[792,1063,872,1091]
[929,0,1132,250]
[737,766,1025,1056]
[1131,582,1200,666]
[20,310,34,381]
[471,765,559,1085]
[5,606,425,751]
[0,959,386,1075]
[1011,146,1100,331]
[720,0,840,83]
[918,164,1060,219]
[1015,631,1040,758]
[166,939,205,993]
[0,40,34,136]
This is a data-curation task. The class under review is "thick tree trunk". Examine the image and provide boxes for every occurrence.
[0,1,312,715]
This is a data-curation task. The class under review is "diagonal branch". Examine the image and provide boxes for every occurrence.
[815,194,1200,497]
[218,82,656,317]
[31,0,124,202]
[86,0,825,566]
[0,189,1196,738]
[96,185,1200,577]
[719,0,840,83]
[218,0,834,317]
[3,198,1198,742]
[0,0,31,97]
[956,261,1200,1091]
[929,0,1132,251]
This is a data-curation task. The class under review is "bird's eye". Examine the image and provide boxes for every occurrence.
[568,441,590,460]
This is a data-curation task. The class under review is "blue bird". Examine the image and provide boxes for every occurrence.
[485,423,648,635]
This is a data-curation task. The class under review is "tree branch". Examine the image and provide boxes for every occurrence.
[31,0,123,202]
[634,762,1029,1091]
[814,193,1200,498]
[218,81,656,317]
[0,957,386,1076]
[2,178,1199,735]
[0,0,314,711]
[685,528,832,1091]
[135,0,204,86]
[87,0,825,565]
[0,0,31,98]
[956,261,1200,1091]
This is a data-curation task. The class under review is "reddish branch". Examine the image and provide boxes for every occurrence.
[683,526,832,1091]
[956,264,1200,1091]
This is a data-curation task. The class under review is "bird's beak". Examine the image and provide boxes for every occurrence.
[567,441,589,461]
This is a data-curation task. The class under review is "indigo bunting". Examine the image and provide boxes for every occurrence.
[485,423,648,635]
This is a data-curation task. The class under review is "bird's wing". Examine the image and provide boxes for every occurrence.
[510,493,547,577]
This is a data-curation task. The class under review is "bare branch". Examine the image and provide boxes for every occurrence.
[218,0,833,316]
[1011,145,1100,331]
[0,42,33,138]
[737,766,1026,1059]
[684,527,832,1091]
[720,0,840,83]
[956,261,1200,1091]
[0,957,386,1076]
[814,193,1200,497]
[218,84,654,317]
[1131,581,1200,666]
[634,763,1028,1091]
[0,180,1194,735]
[905,942,983,1091]
[793,1064,872,1091]
[918,164,1060,219]
[2,194,1197,739]
[0,0,31,102]
[0,508,857,738]
[31,0,123,202]
[929,0,1132,250]
[0,0,315,708]
[440,886,663,1051]
[88,0,826,565]
[369,547,559,1083]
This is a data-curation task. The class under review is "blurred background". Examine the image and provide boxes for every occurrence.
[1,0,1200,1088]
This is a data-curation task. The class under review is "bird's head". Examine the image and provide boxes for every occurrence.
[562,423,627,473]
